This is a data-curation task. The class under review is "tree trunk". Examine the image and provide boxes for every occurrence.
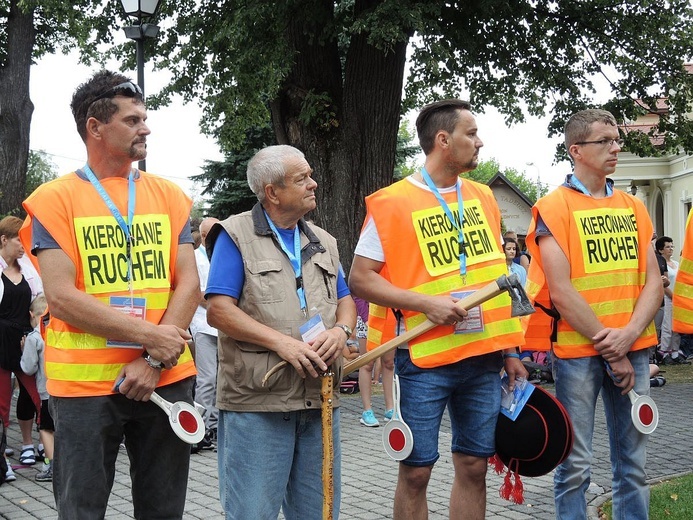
[270,0,409,275]
[0,0,35,216]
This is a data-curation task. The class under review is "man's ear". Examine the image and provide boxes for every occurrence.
[85,117,102,140]
[435,130,450,149]
[264,184,280,206]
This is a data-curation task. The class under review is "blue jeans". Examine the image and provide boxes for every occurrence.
[553,350,650,520]
[50,378,194,520]
[395,349,502,466]
[218,408,341,520]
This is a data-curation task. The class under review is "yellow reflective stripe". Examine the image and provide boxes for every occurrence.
[673,305,693,325]
[556,330,591,347]
[558,322,655,347]
[47,329,107,350]
[680,257,693,274]
[46,361,125,382]
[410,264,506,295]
[369,303,387,319]
[571,272,643,292]
[410,320,521,359]
[674,279,693,300]
[45,349,194,382]
[367,327,383,345]
[591,298,639,317]
[526,278,542,299]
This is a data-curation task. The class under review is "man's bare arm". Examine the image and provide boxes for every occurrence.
[38,248,190,368]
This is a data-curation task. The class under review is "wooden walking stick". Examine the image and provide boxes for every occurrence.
[321,370,335,520]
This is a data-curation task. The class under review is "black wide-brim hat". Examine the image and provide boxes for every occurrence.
[495,384,574,477]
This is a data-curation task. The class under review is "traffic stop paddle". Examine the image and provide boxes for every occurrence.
[605,361,659,435]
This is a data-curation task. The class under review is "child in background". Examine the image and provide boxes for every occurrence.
[19,294,53,482]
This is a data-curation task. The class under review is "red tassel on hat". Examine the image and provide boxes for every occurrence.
[499,468,513,501]
[511,471,524,505]
[488,454,505,475]
[497,460,525,504]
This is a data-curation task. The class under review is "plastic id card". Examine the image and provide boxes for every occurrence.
[107,296,146,348]
[299,313,326,343]
[450,291,484,334]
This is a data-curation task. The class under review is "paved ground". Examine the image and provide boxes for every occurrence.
[1,382,691,519]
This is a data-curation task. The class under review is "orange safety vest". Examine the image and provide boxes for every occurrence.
[673,208,693,333]
[525,186,656,359]
[521,258,553,352]
[20,171,197,397]
[365,264,399,351]
[364,178,524,368]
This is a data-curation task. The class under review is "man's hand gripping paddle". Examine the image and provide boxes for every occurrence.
[115,378,205,444]
[605,361,659,435]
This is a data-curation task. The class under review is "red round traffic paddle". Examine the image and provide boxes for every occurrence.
[149,391,206,444]
[382,374,414,461]
[604,361,658,435]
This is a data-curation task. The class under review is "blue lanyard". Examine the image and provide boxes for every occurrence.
[264,211,307,315]
[420,167,466,276]
[565,174,614,197]
[82,164,137,288]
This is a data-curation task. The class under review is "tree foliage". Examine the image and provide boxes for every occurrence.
[25,149,57,196]
[143,0,693,271]
[0,0,140,215]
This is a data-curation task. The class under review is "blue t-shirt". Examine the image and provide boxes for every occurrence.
[206,227,349,300]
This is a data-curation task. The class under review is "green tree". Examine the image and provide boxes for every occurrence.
[149,0,693,272]
[0,0,141,216]
[465,159,547,204]
[394,120,420,181]
[25,149,57,197]
[191,124,276,219]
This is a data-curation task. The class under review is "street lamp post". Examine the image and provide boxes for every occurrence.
[120,0,162,171]
[526,161,542,199]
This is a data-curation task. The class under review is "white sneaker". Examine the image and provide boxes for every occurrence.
[5,460,16,482]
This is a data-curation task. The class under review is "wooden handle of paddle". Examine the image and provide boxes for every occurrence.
[342,277,510,374]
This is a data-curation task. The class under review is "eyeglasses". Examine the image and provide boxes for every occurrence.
[574,138,624,148]
[91,81,143,104]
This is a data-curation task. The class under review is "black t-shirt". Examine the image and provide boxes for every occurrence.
[656,252,667,308]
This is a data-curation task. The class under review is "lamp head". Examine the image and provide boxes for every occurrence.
[120,0,161,19]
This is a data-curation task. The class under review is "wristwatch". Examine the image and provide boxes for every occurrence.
[335,323,353,339]
[143,353,164,369]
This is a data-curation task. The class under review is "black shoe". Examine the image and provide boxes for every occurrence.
[662,355,674,366]
[672,356,691,365]
[650,376,666,387]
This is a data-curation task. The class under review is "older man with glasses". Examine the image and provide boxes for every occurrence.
[525,109,661,520]
[20,70,200,518]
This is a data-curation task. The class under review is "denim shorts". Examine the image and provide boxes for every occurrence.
[395,348,503,466]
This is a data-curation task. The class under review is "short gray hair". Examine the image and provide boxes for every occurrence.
[247,145,305,203]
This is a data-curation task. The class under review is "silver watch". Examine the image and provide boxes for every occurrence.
[144,354,164,369]
[335,323,353,339]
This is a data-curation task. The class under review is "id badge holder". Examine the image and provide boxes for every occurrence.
[107,296,146,348]
[299,313,326,343]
